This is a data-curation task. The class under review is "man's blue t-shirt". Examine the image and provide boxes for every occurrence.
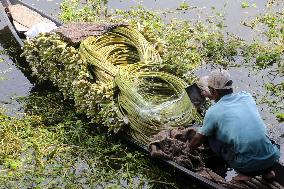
[199,91,280,173]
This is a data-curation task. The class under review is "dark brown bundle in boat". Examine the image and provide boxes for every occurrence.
[53,22,128,45]
[149,127,205,170]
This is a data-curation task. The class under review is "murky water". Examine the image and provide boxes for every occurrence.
[0,19,33,115]
[108,0,283,40]
[0,0,61,115]
[20,0,62,16]
[0,0,283,173]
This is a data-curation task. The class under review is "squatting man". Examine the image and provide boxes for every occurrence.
[187,70,280,181]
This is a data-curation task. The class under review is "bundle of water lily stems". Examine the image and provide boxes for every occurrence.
[22,25,201,144]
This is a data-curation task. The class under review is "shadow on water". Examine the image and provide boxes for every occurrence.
[0,24,58,114]
[0,26,31,77]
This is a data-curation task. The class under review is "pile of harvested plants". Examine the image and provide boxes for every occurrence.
[22,25,201,144]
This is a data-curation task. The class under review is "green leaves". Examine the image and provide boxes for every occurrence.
[261,82,284,121]
[177,1,190,11]
[59,0,108,23]
[0,104,175,188]
[276,113,284,122]
[241,1,250,8]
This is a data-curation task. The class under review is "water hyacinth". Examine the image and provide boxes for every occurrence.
[21,33,86,99]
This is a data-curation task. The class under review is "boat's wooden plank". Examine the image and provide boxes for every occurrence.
[8,0,61,26]
[8,4,55,30]
[242,180,260,189]
[272,181,284,189]
[228,180,251,189]
[255,176,281,189]
[0,1,23,46]
[250,178,270,189]
[274,162,284,186]
[13,20,29,32]
[241,176,284,189]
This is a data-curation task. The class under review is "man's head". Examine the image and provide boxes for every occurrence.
[200,70,233,101]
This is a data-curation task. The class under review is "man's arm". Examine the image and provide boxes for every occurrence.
[187,133,207,151]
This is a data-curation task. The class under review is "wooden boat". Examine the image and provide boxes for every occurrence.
[1,0,283,188]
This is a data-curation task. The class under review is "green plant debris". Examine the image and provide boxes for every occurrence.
[241,42,282,69]
[0,57,4,63]
[276,113,284,122]
[22,26,202,143]
[261,82,284,112]
[177,1,190,11]
[240,9,283,120]
[241,1,250,8]
[59,0,108,23]
[0,91,178,188]
[248,11,284,43]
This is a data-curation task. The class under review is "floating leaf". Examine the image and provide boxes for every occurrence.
[241,1,250,8]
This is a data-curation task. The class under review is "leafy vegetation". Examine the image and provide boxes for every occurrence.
[59,0,108,23]
[0,92,179,188]
[241,1,250,8]
[242,9,283,119]
[177,1,190,11]
[260,82,284,120]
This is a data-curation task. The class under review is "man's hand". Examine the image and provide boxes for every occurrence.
[187,133,207,152]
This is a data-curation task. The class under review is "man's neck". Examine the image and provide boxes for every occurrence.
[215,92,233,102]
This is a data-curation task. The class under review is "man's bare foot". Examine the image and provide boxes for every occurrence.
[233,174,251,181]
[262,170,275,180]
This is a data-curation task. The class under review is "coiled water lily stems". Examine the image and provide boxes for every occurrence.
[22,26,201,144]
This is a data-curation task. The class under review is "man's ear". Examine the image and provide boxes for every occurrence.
[212,89,217,96]
[211,89,219,101]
